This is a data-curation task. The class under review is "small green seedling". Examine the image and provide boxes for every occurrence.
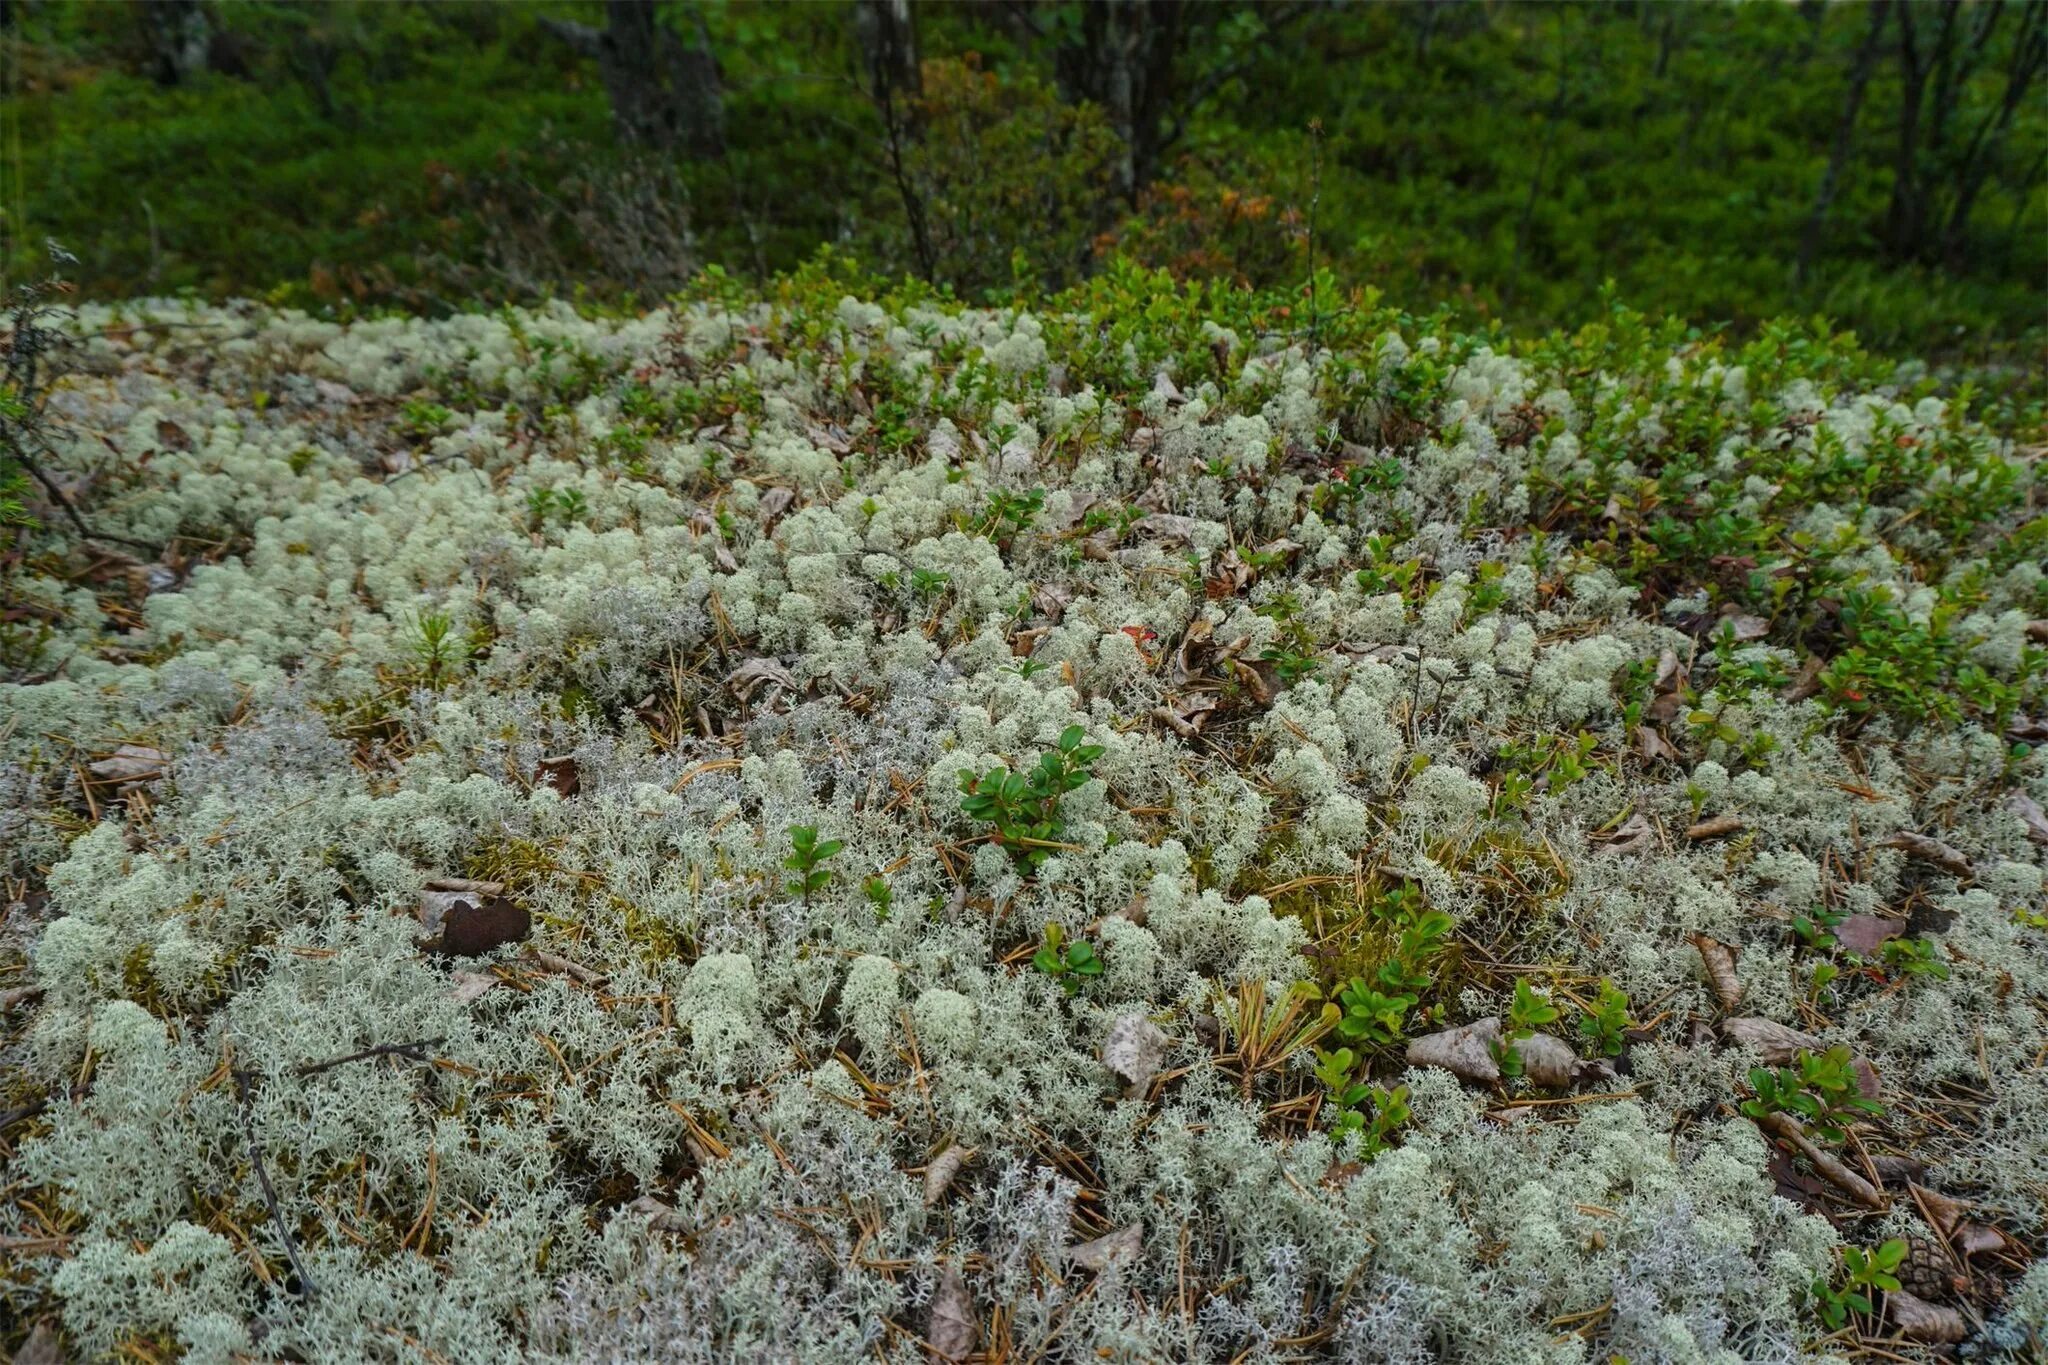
[1032,922,1102,995]
[1314,1048,1411,1156]
[1576,980,1634,1057]
[1497,979,1560,1078]
[784,826,843,905]
[1791,904,1843,953]
[862,874,893,923]
[1741,1045,1882,1144]
[1335,979,1414,1045]
[1810,1239,1905,1331]
[406,609,469,689]
[978,486,1045,540]
[1880,936,1950,980]
[958,725,1104,871]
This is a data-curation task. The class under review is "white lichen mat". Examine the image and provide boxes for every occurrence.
[1,286,2043,1362]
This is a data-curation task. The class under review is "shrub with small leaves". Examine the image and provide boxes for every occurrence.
[784,826,842,905]
[1575,980,1633,1057]
[1879,936,1950,981]
[1740,1046,1882,1145]
[1314,1047,1411,1157]
[958,725,1103,871]
[1810,1239,1905,1331]
[1496,979,1560,1079]
[1031,922,1102,996]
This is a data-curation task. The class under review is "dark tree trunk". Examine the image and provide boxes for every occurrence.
[1885,0,1931,258]
[1054,0,1185,202]
[1942,0,2046,263]
[858,0,934,281]
[545,1,725,158]
[142,0,211,86]
[857,0,922,110]
[1797,0,1891,285]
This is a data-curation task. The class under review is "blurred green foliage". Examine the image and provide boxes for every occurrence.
[0,0,2040,391]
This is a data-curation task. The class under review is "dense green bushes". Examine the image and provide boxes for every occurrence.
[1,1,2041,397]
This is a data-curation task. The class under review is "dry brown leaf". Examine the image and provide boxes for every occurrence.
[1879,831,1973,879]
[526,950,606,985]
[1516,1033,1614,1090]
[1407,1017,1501,1085]
[419,889,530,958]
[155,417,194,452]
[1634,726,1679,763]
[1101,1015,1169,1096]
[922,1144,974,1208]
[1719,1016,1820,1062]
[630,1195,690,1234]
[1833,913,1904,960]
[1691,936,1744,1011]
[534,754,580,797]
[447,971,501,1005]
[805,423,851,454]
[11,1319,63,1365]
[2009,715,2048,743]
[88,743,167,788]
[928,1264,976,1361]
[1599,810,1657,857]
[1230,658,1279,707]
[728,656,800,701]
[1885,1289,1967,1344]
[759,486,795,522]
[1068,1222,1143,1271]
[1781,654,1825,703]
[1134,512,1200,543]
[1684,814,1746,841]
[2008,791,2048,847]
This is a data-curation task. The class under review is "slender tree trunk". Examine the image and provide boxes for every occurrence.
[1797,0,1890,285]
[1055,0,1185,203]
[857,0,921,111]
[1942,0,2046,263]
[1885,0,1930,258]
[858,0,934,281]
[141,0,210,86]
[544,1,724,157]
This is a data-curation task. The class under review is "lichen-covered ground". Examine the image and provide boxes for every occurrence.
[2,271,2045,1362]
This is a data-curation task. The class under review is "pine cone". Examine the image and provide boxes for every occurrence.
[1899,1234,1967,1303]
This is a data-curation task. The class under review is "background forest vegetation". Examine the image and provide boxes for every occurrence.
[0,0,2042,404]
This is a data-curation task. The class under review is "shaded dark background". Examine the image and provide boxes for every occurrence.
[0,0,2041,383]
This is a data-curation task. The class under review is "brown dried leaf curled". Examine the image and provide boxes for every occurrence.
[928,1264,976,1361]
[1879,831,1974,879]
[1068,1222,1143,1271]
[88,743,167,789]
[1516,1033,1614,1090]
[1407,1017,1501,1085]
[1832,913,1903,960]
[1690,936,1744,1011]
[425,895,530,958]
[1885,1289,1967,1344]
[534,754,580,797]
[2009,791,2048,847]
[1719,1016,1820,1062]
[922,1144,974,1208]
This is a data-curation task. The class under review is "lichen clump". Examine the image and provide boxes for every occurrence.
[1,270,2042,1361]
